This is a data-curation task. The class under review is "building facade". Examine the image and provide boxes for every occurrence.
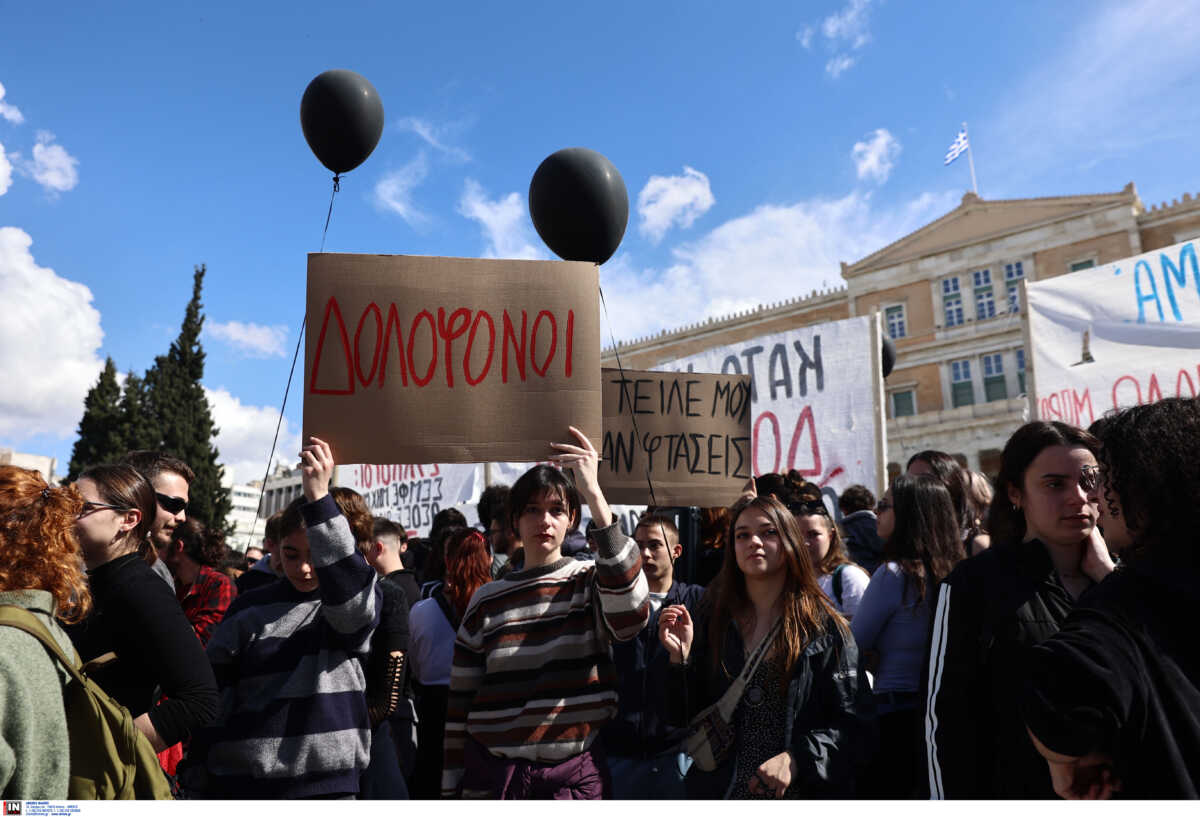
[602,183,1200,481]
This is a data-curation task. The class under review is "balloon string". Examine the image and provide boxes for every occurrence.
[244,173,337,547]
[598,284,658,510]
[320,175,340,253]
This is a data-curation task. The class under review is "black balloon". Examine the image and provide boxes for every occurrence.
[529,148,628,265]
[882,336,896,378]
[300,70,384,175]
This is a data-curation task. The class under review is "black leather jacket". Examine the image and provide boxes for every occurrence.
[667,605,875,798]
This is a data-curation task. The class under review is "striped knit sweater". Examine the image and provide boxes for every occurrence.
[193,494,380,799]
[441,520,649,797]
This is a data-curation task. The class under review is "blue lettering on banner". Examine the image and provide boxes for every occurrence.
[1161,243,1200,322]
[1135,259,1164,323]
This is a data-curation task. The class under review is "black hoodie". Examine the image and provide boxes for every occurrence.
[1022,555,1200,798]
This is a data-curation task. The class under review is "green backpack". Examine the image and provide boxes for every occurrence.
[0,606,173,800]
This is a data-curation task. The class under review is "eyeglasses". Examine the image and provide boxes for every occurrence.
[1079,465,1100,493]
[155,493,188,514]
[78,501,130,517]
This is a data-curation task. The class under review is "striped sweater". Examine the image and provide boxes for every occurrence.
[193,494,380,799]
[441,520,649,797]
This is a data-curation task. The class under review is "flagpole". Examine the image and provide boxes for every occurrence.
[964,121,979,195]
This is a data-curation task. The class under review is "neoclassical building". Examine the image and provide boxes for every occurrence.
[602,183,1200,480]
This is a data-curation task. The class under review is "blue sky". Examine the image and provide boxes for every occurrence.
[3,0,1200,484]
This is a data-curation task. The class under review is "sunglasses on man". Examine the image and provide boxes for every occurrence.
[156,492,188,514]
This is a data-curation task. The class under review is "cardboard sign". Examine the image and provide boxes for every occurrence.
[344,462,481,538]
[598,368,752,506]
[655,314,888,503]
[304,254,602,464]
[1026,240,1200,426]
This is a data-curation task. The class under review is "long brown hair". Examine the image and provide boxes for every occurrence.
[443,529,491,618]
[707,495,845,679]
[0,467,92,623]
[883,475,965,604]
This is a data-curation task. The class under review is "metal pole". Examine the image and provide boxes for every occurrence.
[965,122,979,195]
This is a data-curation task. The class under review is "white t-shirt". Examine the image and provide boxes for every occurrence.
[817,564,871,620]
[648,591,668,615]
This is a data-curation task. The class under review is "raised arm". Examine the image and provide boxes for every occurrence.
[551,425,648,641]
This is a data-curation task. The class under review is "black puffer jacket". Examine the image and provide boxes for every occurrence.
[667,603,875,798]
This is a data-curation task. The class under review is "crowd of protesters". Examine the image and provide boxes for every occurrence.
[1,399,1199,799]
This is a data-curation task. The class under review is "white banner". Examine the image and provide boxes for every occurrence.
[490,459,645,536]
[343,463,482,538]
[653,313,886,506]
[1027,239,1200,427]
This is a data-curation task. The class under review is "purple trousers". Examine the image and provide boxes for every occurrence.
[461,738,612,800]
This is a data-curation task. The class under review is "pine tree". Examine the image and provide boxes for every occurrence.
[66,357,124,481]
[143,264,232,533]
[117,371,158,452]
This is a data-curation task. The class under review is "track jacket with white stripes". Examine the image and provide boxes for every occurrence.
[923,538,1082,799]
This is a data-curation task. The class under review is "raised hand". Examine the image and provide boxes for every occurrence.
[658,604,693,664]
[549,425,611,528]
[299,436,335,503]
[1081,526,1116,584]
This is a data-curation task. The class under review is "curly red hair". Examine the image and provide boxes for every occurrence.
[0,466,91,623]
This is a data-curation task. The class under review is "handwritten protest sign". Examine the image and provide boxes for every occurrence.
[655,314,887,502]
[598,368,752,506]
[344,462,481,538]
[304,254,602,464]
[1026,240,1200,426]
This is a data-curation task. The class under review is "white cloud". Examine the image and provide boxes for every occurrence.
[0,82,23,125]
[0,143,11,196]
[598,189,960,343]
[457,179,547,260]
[986,0,1200,188]
[852,129,901,183]
[802,0,874,79]
[637,166,715,243]
[395,117,471,162]
[0,227,104,440]
[372,152,431,228]
[826,55,856,78]
[204,386,300,486]
[206,320,288,358]
[12,131,80,195]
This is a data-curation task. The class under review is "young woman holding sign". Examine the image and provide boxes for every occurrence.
[658,495,873,799]
[441,426,649,799]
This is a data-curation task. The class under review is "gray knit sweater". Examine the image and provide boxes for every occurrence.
[0,590,74,799]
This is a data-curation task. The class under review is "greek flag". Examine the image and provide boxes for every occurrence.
[944,127,969,165]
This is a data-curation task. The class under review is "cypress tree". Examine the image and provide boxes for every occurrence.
[143,264,232,532]
[117,371,158,452]
[66,357,124,481]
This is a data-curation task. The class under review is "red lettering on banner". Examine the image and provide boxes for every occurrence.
[565,310,575,377]
[1147,373,1164,403]
[437,307,471,387]
[502,310,528,383]
[360,464,372,490]
[310,296,354,395]
[354,303,383,387]
[1072,389,1095,427]
[753,411,781,476]
[786,405,823,477]
[380,305,409,388]
[1177,368,1197,398]
[464,311,496,386]
[408,310,438,387]
[531,310,557,377]
[1112,375,1142,409]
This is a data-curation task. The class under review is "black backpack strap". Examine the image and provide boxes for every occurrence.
[832,564,847,607]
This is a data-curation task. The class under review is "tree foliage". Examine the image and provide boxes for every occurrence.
[66,357,124,481]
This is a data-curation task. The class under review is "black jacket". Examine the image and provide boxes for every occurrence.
[924,538,1083,798]
[1023,556,1200,798]
[667,603,875,798]
[604,580,705,758]
[840,510,884,574]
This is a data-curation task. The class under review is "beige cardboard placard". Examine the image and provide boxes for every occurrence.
[304,254,601,464]
[599,367,752,506]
